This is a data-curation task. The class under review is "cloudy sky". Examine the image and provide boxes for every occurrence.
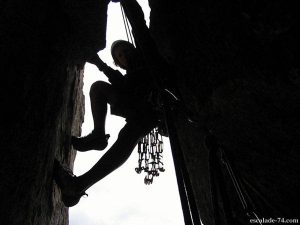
[69,1,185,225]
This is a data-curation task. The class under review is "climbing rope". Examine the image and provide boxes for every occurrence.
[219,147,262,225]
[120,2,202,224]
[120,3,165,185]
[207,133,262,225]
[135,127,165,184]
[121,5,135,46]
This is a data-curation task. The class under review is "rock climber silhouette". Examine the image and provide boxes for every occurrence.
[54,0,172,207]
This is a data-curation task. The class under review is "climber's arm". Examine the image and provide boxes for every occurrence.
[87,54,125,87]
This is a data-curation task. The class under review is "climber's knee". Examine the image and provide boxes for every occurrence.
[89,81,119,105]
[89,81,109,97]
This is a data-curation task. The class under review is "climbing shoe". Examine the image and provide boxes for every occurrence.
[53,159,87,207]
[71,132,110,152]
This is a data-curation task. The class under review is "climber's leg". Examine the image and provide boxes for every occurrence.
[72,81,118,151]
[55,117,157,207]
[89,81,118,134]
[75,117,157,190]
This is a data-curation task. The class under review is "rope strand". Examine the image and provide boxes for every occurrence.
[121,5,135,46]
[121,5,130,42]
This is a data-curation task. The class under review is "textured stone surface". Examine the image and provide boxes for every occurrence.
[1,0,299,225]
[149,0,300,224]
[0,0,107,224]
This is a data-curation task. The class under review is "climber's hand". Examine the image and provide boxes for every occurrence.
[86,53,100,65]
[86,54,107,71]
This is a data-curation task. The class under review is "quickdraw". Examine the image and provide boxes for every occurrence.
[135,127,165,184]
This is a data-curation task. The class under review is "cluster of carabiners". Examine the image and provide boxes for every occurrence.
[135,127,165,184]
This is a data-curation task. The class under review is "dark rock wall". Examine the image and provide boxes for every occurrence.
[0,0,108,224]
[1,0,299,224]
[149,0,300,224]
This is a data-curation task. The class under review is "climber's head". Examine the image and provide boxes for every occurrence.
[111,40,137,70]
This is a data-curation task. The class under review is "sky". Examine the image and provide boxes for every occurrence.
[69,1,185,225]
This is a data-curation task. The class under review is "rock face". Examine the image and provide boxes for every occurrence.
[0,0,108,224]
[149,0,300,224]
[0,0,299,225]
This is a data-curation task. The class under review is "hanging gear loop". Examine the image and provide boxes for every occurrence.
[136,128,165,185]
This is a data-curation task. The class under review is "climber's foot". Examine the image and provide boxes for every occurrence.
[53,159,86,207]
[71,132,110,152]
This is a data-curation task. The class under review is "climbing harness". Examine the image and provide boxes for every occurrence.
[135,127,165,184]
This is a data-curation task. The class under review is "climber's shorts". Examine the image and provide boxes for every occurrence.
[110,91,158,126]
